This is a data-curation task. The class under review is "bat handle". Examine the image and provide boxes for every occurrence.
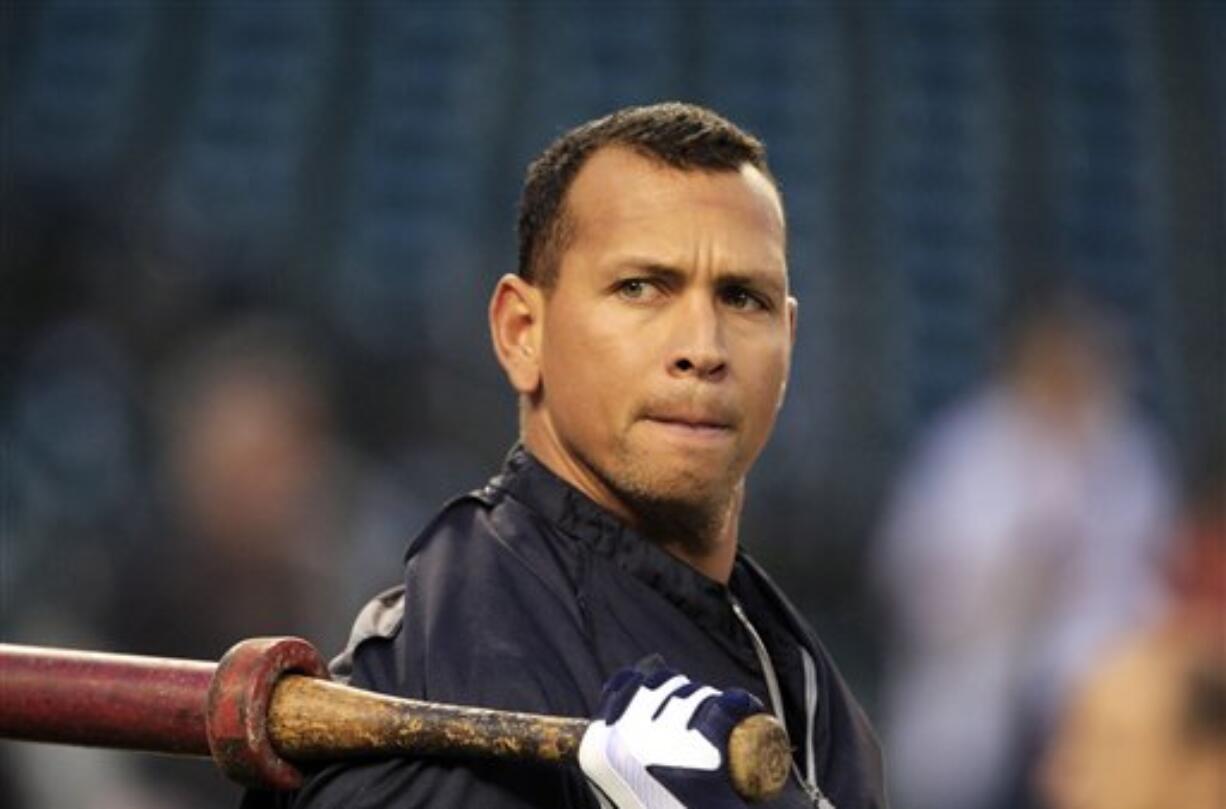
[266,673,792,802]
[211,638,791,801]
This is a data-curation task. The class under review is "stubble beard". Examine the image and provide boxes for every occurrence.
[593,440,742,558]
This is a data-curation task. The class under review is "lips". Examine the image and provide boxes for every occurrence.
[641,417,735,451]
[646,415,732,430]
[639,402,737,433]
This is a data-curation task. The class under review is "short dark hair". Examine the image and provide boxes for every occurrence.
[516,102,777,288]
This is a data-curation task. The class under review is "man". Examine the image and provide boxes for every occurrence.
[245,102,885,808]
[874,281,1173,809]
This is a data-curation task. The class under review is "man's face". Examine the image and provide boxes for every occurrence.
[532,147,795,519]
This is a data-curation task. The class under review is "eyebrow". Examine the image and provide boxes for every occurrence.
[718,271,786,300]
[612,259,787,298]
[614,261,686,286]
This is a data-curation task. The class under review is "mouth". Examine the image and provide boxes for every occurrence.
[646,416,731,430]
[641,410,736,443]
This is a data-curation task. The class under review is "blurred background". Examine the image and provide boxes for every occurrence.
[1,1,1222,808]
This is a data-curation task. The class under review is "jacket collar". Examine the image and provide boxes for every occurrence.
[488,445,762,664]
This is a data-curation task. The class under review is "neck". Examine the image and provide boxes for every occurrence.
[656,491,741,583]
[521,414,639,525]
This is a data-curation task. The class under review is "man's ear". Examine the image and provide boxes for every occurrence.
[786,295,798,347]
[489,273,544,395]
[777,295,799,410]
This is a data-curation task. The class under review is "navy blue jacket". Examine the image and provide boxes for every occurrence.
[244,447,886,808]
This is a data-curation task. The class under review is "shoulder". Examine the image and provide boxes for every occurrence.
[341,487,601,715]
[262,484,603,808]
[402,488,586,625]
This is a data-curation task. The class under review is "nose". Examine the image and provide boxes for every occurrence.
[667,296,727,382]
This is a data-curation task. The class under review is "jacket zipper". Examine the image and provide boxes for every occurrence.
[799,647,835,809]
[727,594,836,808]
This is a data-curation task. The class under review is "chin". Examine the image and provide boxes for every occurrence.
[617,456,735,511]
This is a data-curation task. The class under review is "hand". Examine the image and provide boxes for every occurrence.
[579,664,767,809]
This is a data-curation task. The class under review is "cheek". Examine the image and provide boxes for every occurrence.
[541,316,639,429]
[741,346,791,429]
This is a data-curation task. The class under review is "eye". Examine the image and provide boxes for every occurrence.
[615,278,662,302]
[720,285,768,312]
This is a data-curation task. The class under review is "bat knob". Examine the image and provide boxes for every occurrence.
[206,637,330,790]
[727,712,792,802]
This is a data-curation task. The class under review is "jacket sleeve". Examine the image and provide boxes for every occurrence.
[244,499,604,809]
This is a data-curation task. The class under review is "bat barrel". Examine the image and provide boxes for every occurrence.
[0,638,332,791]
[0,644,215,756]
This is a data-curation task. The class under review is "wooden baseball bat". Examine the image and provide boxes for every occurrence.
[0,637,791,802]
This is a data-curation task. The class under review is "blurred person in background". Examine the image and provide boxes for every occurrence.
[1038,440,1225,809]
[96,316,416,809]
[1,312,373,809]
[127,317,349,660]
[872,278,1175,809]
[0,193,424,807]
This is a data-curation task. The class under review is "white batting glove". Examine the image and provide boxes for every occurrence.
[579,664,767,809]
